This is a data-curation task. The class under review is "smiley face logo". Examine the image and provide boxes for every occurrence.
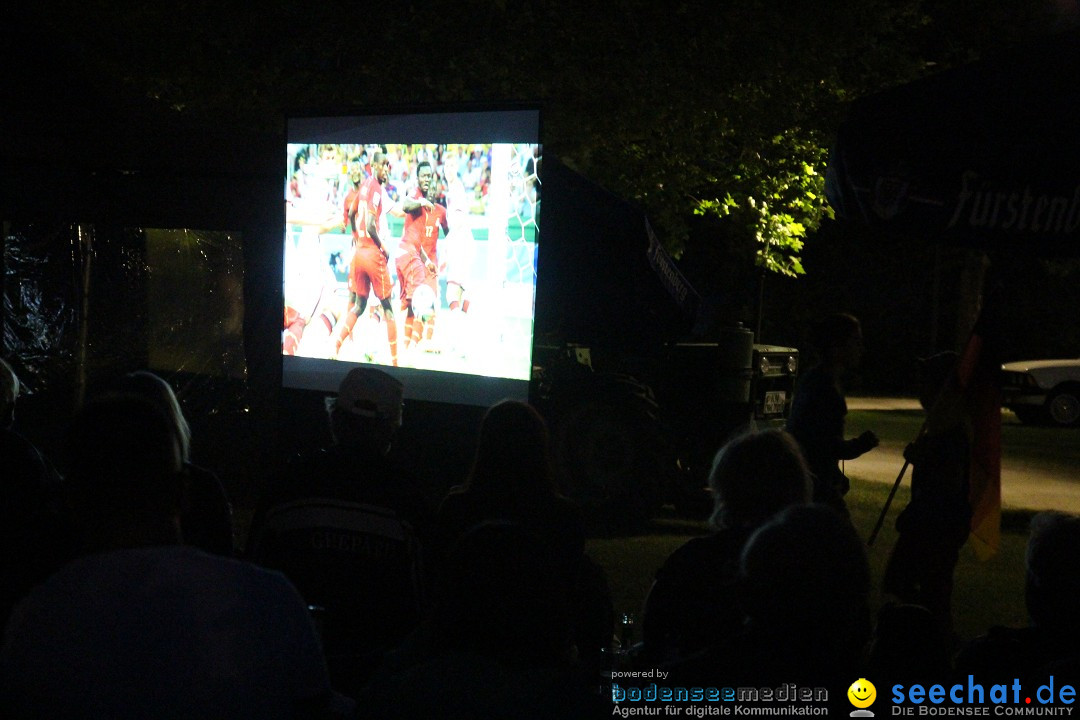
[848,678,877,709]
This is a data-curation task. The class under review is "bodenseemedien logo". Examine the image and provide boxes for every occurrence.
[611,681,831,716]
[849,678,877,717]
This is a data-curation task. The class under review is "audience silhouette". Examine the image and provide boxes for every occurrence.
[954,511,1080,684]
[736,504,873,702]
[1,393,345,719]
[6,346,1080,716]
[430,399,613,673]
[361,520,605,719]
[0,358,75,629]
[433,400,584,558]
[111,370,236,556]
[868,602,953,683]
[642,428,812,664]
[661,503,872,714]
[248,367,431,697]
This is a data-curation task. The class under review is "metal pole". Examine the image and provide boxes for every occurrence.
[930,244,941,353]
[76,225,93,410]
[867,460,909,546]
[755,269,764,341]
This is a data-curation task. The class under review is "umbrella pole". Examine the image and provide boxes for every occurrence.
[754,269,765,341]
[75,224,93,410]
[867,460,909,547]
[930,245,941,353]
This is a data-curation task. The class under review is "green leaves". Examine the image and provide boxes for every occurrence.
[24,0,1062,278]
[686,128,829,277]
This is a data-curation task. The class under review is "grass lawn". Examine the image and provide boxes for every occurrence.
[586,408,1080,644]
[847,407,1080,477]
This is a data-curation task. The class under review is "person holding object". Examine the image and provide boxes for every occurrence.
[785,312,879,515]
[882,351,971,638]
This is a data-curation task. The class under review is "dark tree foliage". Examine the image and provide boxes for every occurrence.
[17,0,1070,272]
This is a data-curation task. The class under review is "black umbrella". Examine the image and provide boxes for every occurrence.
[826,28,1080,256]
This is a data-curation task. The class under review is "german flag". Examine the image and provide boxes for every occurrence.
[956,291,1002,559]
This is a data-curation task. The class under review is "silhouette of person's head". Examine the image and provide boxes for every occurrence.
[466,400,555,499]
[810,312,863,370]
[916,351,959,411]
[740,504,872,667]
[109,371,235,556]
[1025,511,1080,633]
[0,357,18,429]
[708,429,812,531]
[111,371,192,462]
[64,394,184,552]
[327,368,404,456]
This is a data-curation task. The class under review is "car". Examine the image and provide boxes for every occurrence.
[751,344,799,423]
[1000,358,1080,426]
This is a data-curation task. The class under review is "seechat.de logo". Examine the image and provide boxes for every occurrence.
[891,675,1076,714]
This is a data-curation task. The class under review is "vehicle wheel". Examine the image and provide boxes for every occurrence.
[1011,406,1046,426]
[1046,386,1080,427]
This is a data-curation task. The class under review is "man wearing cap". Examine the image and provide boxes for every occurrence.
[248,367,431,696]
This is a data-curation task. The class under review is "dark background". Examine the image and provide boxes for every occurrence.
[4,1,1080,510]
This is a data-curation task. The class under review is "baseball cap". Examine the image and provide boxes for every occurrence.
[327,368,404,426]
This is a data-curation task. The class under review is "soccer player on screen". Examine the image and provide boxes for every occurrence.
[396,160,448,355]
[440,155,474,353]
[284,289,338,356]
[283,153,357,357]
[333,151,400,366]
[340,157,365,219]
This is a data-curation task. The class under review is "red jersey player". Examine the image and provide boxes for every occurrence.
[396,160,448,353]
[333,151,401,366]
[283,156,362,357]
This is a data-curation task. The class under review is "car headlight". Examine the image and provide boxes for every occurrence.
[759,356,772,375]
[786,355,798,374]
